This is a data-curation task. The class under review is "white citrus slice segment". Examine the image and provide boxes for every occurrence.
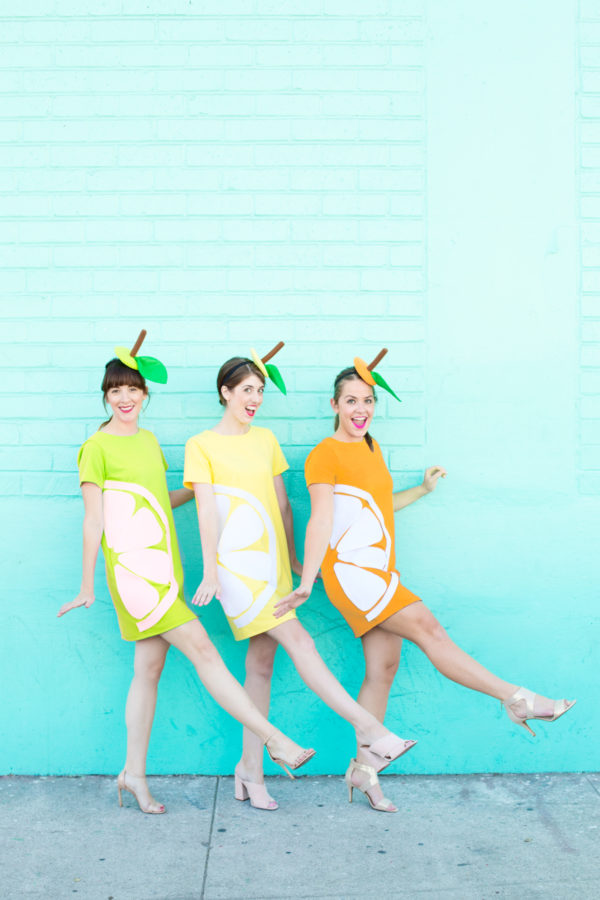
[338,546,387,569]
[218,504,264,554]
[333,563,387,612]
[330,494,362,548]
[119,549,172,584]
[104,491,162,552]
[218,565,255,618]
[336,507,383,554]
[114,563,160,619]
[220,550,271,582]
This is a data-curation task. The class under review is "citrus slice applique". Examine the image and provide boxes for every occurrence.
[330,484,399,622]
[103,480,179,633]
[213,484,278,629]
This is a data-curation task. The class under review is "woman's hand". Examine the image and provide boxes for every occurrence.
[192,576,221,607]
[290,558,303,577]
[57,591,95,617]
[274,584,311,619]
[422,465,447,493]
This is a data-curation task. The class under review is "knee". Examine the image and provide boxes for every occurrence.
[135,653,167,686]
[415,609,448,644]
[286,627,318,660]
[365,654,400,690]
[246,644,276,681]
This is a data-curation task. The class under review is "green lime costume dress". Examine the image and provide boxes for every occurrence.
[78,428,196,641]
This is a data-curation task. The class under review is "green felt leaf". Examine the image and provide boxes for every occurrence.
[372,370,401,402]
[265,362,287,395]
[135,355,168,384]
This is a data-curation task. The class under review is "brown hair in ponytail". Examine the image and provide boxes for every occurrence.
[332,366,377,452]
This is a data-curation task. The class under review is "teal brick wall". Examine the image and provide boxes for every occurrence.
[1,2,596,776]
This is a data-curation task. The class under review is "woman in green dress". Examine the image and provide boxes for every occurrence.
[58,333,314,814]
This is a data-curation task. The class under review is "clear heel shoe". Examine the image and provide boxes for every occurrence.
[502,688,576,737]
[345,759,397,813]
[117,770,166,814]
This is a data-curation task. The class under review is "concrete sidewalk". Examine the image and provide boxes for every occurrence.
[1,773,598,900]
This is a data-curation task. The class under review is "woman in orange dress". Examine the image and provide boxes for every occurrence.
[275,354,576,813]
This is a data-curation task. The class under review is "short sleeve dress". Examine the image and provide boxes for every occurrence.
[78,429,196,641]
[183,426,297,641]
[305,436,421,637]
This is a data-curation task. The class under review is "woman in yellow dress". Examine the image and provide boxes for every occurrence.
[184,346,416,811]
[58,332,315,814]
[275,353,576,812]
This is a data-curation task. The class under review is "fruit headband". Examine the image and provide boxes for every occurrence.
[114,329,168,384]
[226,341,287,395]
[353,348,401,402]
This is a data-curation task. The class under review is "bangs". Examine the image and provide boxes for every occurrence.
[101,358,147,393]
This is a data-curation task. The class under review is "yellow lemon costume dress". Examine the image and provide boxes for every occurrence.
[183,426,297,640]
[305,436,421,637]
[78,429,196,641]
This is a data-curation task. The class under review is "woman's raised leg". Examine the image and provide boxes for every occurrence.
[267,619,414,764]
[377,600,576,717]
[161,619,312,770]
[119,634,169,814]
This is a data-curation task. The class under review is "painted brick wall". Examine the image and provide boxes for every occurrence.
[1,2,428,775]
[2,3,595,778]
[579,1,600,493]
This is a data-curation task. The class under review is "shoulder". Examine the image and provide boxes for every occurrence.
[307,437,336,462]
[77,432,103,463]
[185,430,210,450]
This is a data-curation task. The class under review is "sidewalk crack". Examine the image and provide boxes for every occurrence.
[201,776,219,899]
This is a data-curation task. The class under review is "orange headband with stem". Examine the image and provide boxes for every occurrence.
[353,348,401,402]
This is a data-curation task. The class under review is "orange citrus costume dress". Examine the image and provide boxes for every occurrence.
[305,436,421,637]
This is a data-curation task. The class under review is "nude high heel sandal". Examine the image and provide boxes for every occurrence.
[345,759,397,813]
[234,769,278,811]
[117,770,166,815]
[264,735,315,779]
[502,688,576,737]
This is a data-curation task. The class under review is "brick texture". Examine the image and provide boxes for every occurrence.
[580,3,600,491]
[0,3,427,499]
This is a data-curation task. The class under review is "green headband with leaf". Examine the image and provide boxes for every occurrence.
[250,341,287,395]
[353,348,401,402]
[114,329,168,384]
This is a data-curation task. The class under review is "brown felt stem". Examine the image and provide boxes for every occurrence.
[130,329,147,356]
[261,341,285,364]
[367,348,388,371]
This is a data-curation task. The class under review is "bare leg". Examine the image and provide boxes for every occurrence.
[235,633,279,809]
[161,619,309,765]
[121,635,169,813]
[378,601,524,701]
[267,619,406,748]
[353,628,403,808]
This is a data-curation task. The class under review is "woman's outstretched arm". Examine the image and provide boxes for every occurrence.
[393,466,447,511]
[274,482,333,618]
[57,482,103,616]
[191,482,222,606]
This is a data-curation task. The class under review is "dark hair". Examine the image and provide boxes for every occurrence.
[332,366,376,452]
[216,357,265,407]
[99,358,148,429]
